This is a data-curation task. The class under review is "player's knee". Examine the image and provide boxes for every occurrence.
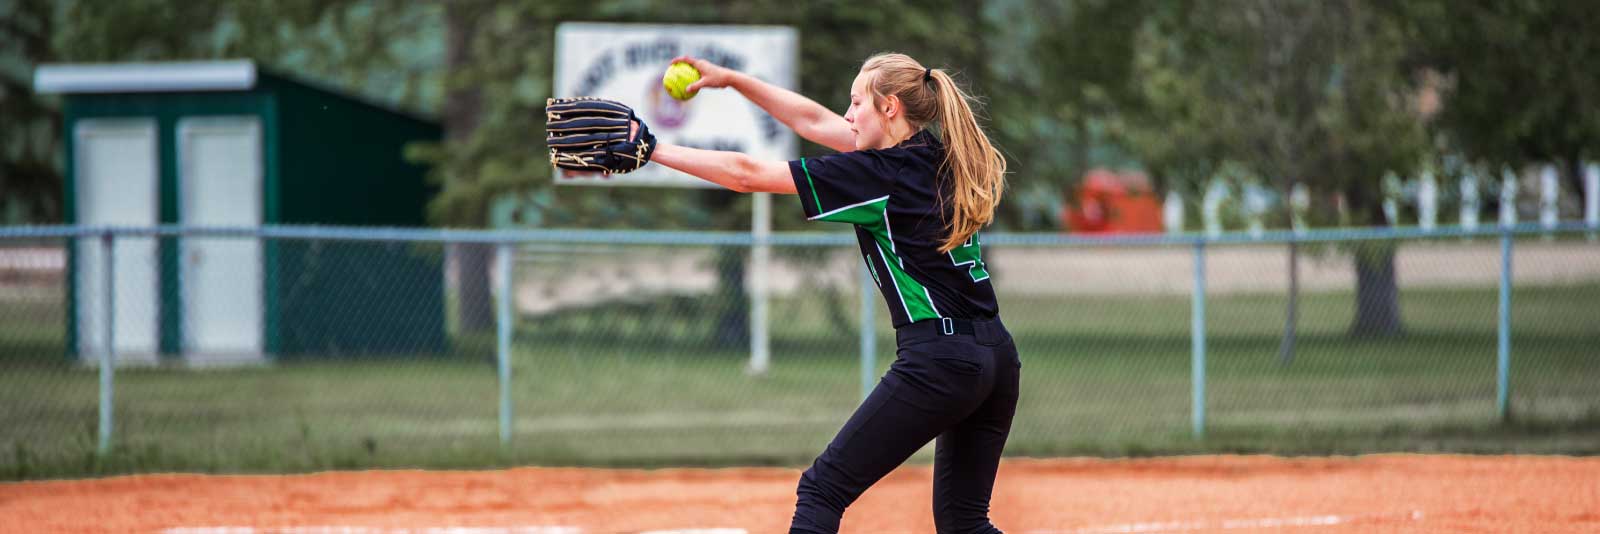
[792,463,855,533]
[795,462,850,512]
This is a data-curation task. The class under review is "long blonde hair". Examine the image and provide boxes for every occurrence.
[860,52,1007,253]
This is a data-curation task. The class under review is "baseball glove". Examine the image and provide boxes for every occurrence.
[544,97,657,175]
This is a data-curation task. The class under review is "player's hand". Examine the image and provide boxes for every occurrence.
[672,55,738,94]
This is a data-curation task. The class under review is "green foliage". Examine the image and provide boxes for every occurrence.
[1391,0,1600,190]
[10,0,1593,229]
[1001,0,1152,193]
[54,0,439,110]
[1118,0,1428,224]
[0,0,62,223]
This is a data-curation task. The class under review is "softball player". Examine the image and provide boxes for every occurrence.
[650,52,1019,534]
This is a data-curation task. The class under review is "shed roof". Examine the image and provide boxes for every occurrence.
[33,60,438,125]
[34,60,257,94]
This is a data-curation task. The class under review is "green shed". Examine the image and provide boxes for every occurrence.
[35,60,446,365]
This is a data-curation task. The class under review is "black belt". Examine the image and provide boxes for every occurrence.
[896,316,1009,345]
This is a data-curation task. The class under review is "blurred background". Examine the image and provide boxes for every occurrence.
[5,0,1599,232]
[2,0,1598,480]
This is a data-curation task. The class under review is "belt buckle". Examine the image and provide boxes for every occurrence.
[940,317,954,335]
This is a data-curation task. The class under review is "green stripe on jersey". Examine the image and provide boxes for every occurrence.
[801,158,823,216]
[811,195,890,225]
[806,187,940,322]
[873,236,940,322]
[859,212,940,322]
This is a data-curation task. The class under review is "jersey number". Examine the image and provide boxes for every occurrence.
[950,235,989,283]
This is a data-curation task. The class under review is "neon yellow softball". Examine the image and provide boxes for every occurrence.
[662,62,701,101]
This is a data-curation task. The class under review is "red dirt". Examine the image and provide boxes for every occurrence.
[3,455,1598,533]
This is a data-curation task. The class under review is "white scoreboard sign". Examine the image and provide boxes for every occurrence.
[553,23,798,187]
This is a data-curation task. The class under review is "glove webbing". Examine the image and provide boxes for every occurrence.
[548,136,652,175]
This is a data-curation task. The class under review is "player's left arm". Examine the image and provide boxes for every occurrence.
[651,143,797,194]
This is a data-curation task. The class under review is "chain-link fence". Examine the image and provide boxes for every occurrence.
[2,225,1598,479]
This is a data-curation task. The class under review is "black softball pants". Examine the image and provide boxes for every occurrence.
[790,317,1021,534]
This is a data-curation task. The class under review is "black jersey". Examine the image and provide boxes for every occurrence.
[788,130,999,328]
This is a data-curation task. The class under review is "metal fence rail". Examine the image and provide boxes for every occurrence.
[1,223,1596,476]
[2,220,1595,244]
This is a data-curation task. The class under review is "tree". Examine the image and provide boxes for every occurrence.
[12,0,433,222]
[1,0,62,223]
[1011,0,1154,192]
[1121,0,1429,342]
[55,1,437,100]
[1393,0,1600,197]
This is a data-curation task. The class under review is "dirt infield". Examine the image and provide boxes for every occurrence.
[5,455,1598,533]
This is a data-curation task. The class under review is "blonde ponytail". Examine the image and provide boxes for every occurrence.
[926,69,1007,253]
[861,53,1007,253]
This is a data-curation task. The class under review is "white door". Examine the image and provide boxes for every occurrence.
[75,119,161,364]
[178,117,264,362]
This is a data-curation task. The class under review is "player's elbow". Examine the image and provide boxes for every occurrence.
[728,154,762,193]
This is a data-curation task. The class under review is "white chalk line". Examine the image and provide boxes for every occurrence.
[163,511,1424,534]
[1023,509,1425,534]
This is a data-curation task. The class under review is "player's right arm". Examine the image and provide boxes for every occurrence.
[674,55,855,153]
[651,142,796,195]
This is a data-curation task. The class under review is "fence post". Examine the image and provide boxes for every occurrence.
[860,265,877,401]
[1191,240,1207,439]
[496,241,514,446]
[98,231,115,457]
[1497,231,1513,422]
[749,192,772,376]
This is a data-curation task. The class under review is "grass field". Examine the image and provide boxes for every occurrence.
[3,281,1598,481]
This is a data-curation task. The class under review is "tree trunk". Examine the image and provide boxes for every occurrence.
[1060,118,1092,224]
[1567,154,1586,209]
[1350,242,1403,337]
[451,244,495,331]
[444,3,494,332]
[1277,176,1300,366]
[1346,186,1404,338]
[1073,117,1092,182]
[1278,240,1298,365]
[712,245,749,349]
[706,190,748,349]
